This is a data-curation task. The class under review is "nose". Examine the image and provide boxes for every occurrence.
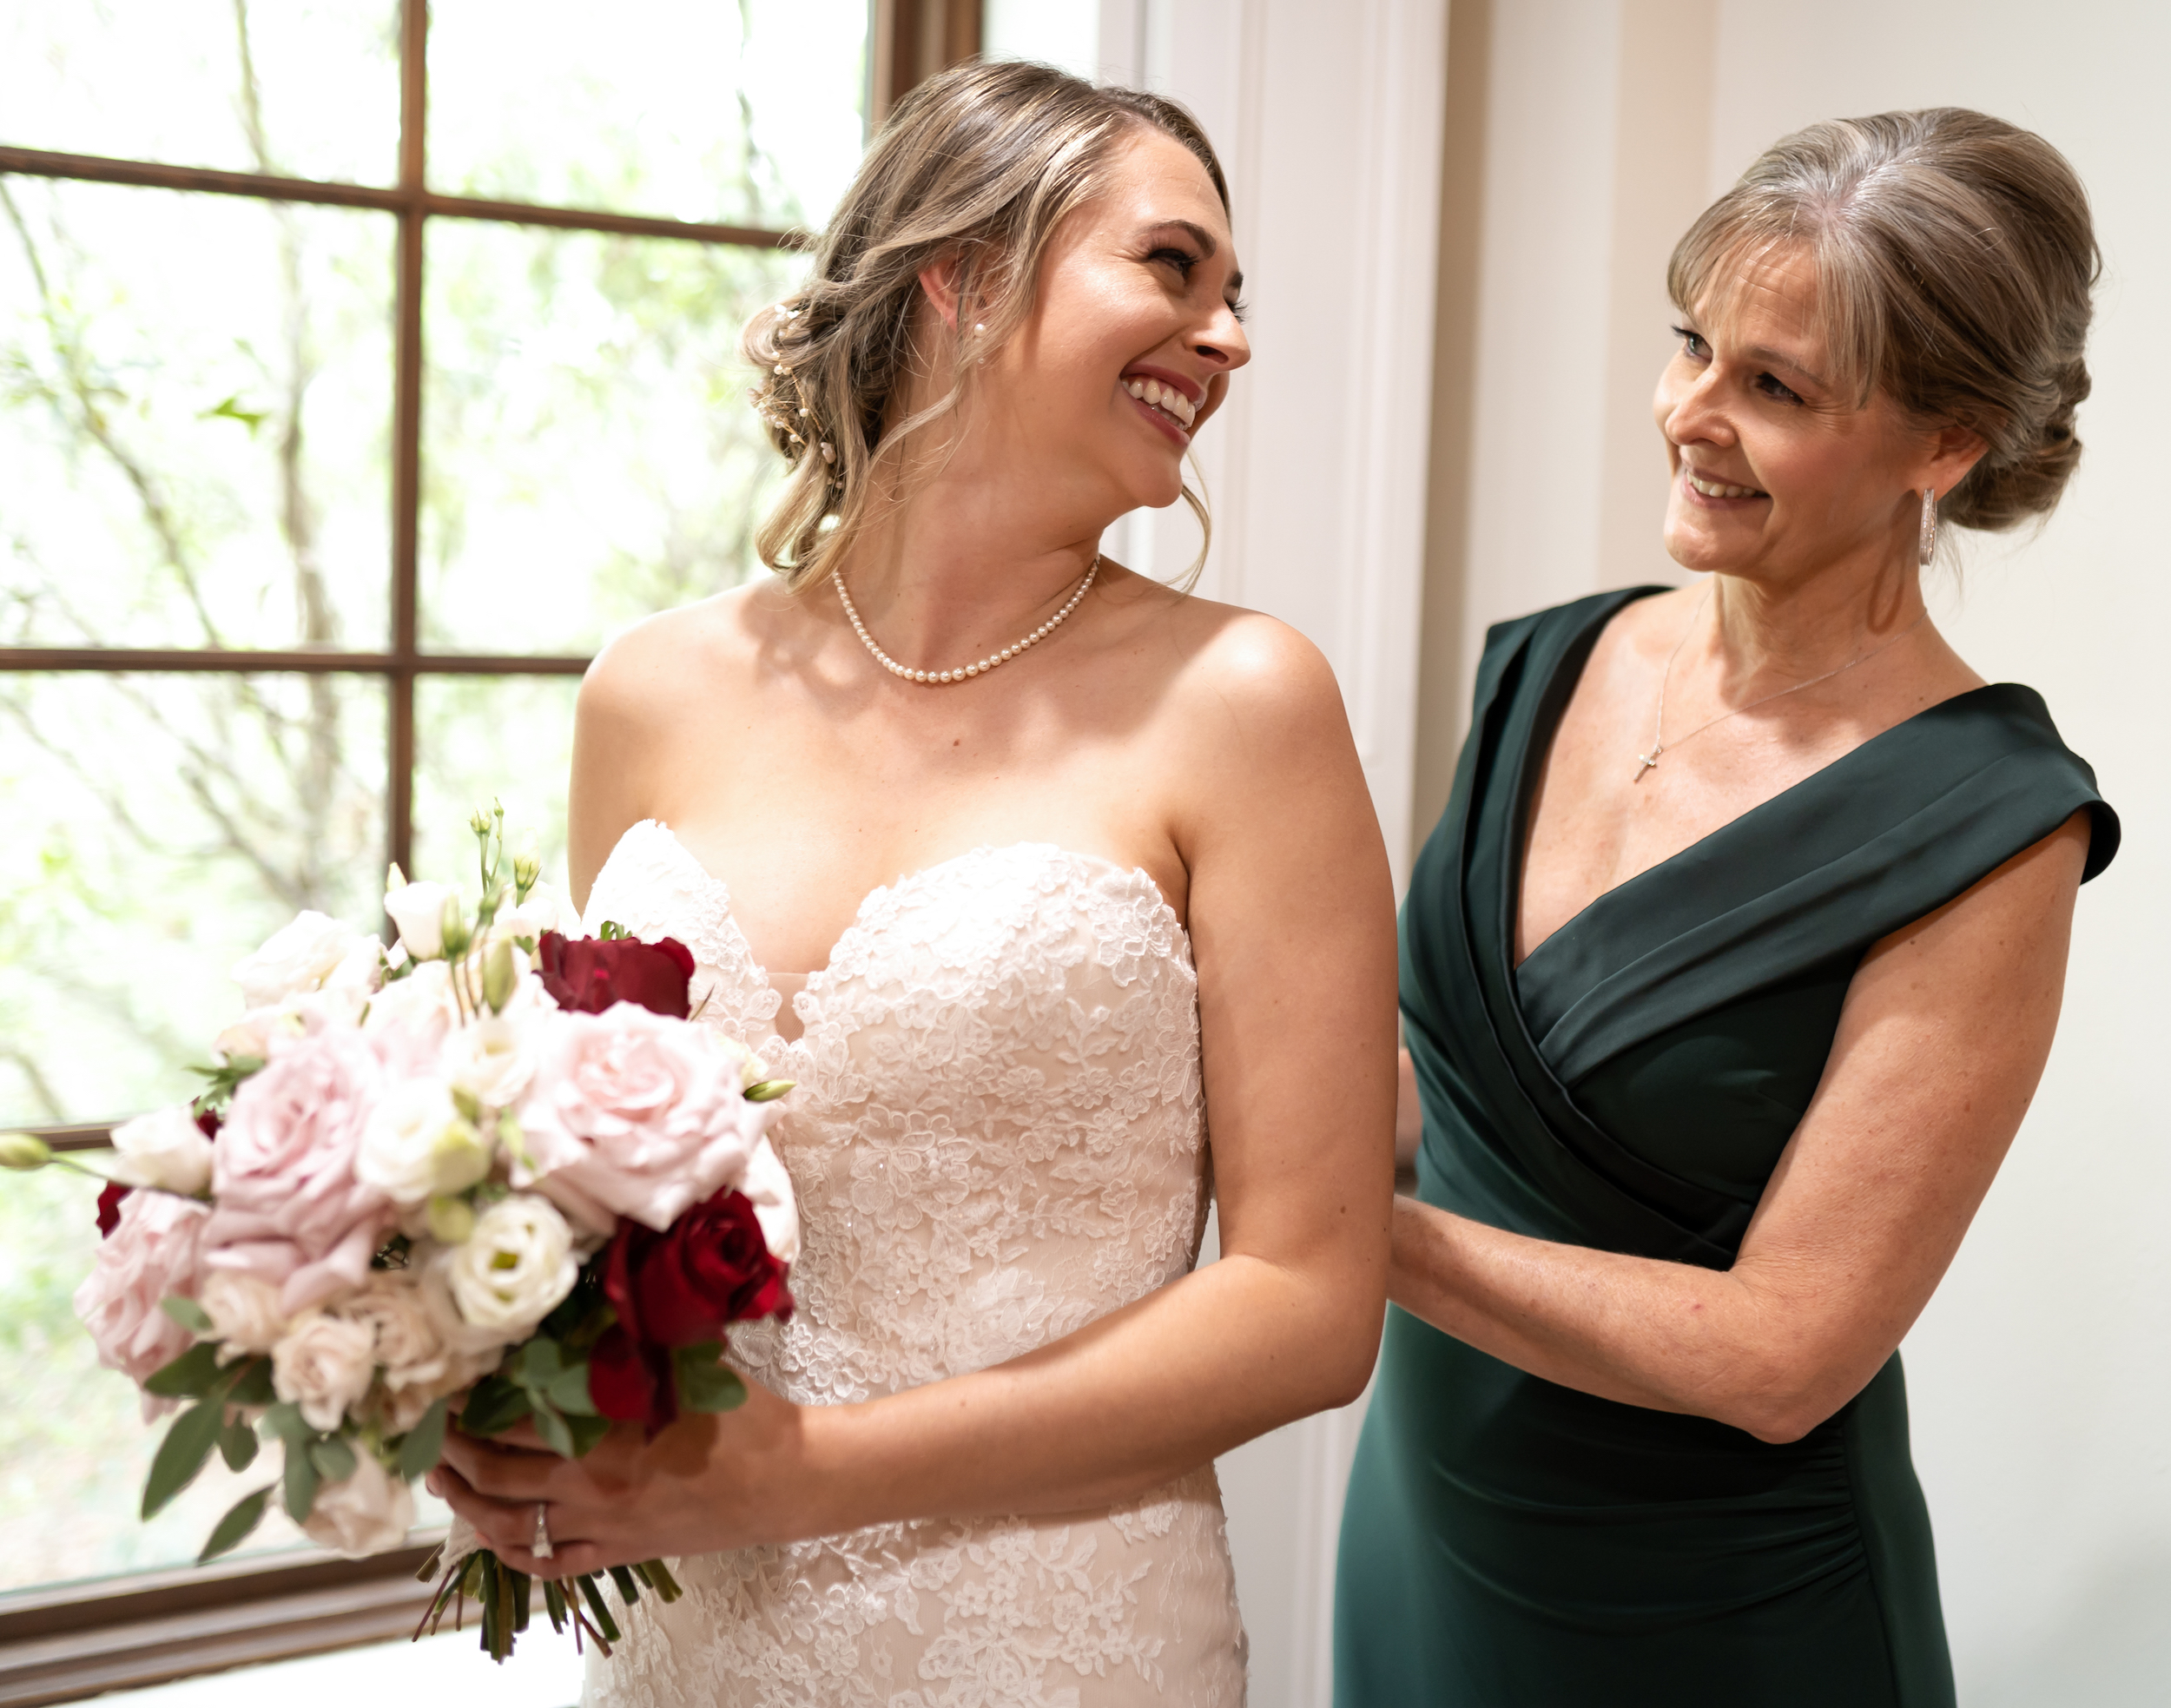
[1190,300,1251,375]
[1657,359,1732,452]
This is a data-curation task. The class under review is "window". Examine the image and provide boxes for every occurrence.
[0,0,973,1692]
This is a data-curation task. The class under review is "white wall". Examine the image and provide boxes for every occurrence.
[1436,3,2171,1699]
[987,6,1448,1703]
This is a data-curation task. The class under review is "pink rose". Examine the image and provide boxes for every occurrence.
[203,1028,394,1315]
[74,1190,211,1411]
[515,1003,779,1235]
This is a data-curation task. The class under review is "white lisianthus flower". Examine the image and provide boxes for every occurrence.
[199,1270,288,1357]
[355,1078,492,1205]
[383,867,457,962]
[430,1194,578,1341]
[361,960,462,1041]
[439,987,546,1108]
[109,1105,215,1197]
[271,1309,379,1433]
[233,913,382,1010]
[738,1134,802,1265]
[301,1450,415,1557]
[490,881,581,946]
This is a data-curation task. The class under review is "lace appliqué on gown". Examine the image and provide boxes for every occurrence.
[581,821,1246,1707]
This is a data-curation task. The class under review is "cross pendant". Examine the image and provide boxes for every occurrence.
[1633,749,1660,782]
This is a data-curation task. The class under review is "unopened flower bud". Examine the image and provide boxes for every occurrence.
[438,894,472,960]
[511,854,541,901]
[0,1131,52,1171]
[426,1194,476,1244]
[481,940,517,1013]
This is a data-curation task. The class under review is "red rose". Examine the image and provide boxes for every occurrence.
[96,1181,130,1239]
[587,1186,793,1432]
[536,931,695,1019]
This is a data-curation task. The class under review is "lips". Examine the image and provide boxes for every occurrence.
[1683,467,1767,500]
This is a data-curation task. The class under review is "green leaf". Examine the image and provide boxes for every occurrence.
[218,1412,259,1473]
[561,1412,610,1458]
[544,1360,597,1417]
[396,1396,450,1482]
[742,1078,795,1103]
[511,1337,565,1387]
[142,1400,224,1518]
[673,1342,749,1414]
[459,1374,533,1437]
[308,1435,357,1484]
[282,1440,320,1523]
[226,1356,277,1407]
[198,1484,274,1563]
[530,1400,576,1460]
[200,392,268,433]
[142,1341,222,1399]
[161,1296,215,1335]
[259,1401,309,1443]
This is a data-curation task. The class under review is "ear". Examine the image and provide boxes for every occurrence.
[916,253,967,333]
[1923,421,1990,501]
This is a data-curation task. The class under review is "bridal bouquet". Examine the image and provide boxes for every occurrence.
[1,807,798,1661]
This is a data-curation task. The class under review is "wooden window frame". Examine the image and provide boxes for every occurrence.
[0,0,976,1694]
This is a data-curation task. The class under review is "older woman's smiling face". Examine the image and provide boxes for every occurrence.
[1654,242,1961,585]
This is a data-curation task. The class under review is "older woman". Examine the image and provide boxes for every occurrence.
[1335,110,2118,1705]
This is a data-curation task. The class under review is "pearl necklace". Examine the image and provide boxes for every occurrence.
[835,557,1099,686]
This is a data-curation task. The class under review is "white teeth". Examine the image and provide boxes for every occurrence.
[1687,472,1762,500]
[1124,376,1196,429]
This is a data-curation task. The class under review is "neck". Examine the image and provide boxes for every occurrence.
[1700,538,1926,690]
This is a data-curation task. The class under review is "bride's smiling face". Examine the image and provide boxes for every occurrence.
[962,128,1250,517]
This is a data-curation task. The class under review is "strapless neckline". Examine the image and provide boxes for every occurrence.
[594,819,1190,1038]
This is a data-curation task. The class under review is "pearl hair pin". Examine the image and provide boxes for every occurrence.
[836,557,1099,685]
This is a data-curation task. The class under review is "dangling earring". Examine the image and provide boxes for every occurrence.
[1918,485,1938,567]
[973,322,987,367]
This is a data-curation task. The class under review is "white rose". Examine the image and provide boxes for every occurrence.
[342,1269,497,1431]
[383,868,457,962]
[739,1134,802,1265]
[355,1078,492,1205]
[200,1270,288,1357]
[431,1195,577,1341]
[300,1449,415,1557]
[109,1105,214,1197]
[271,1309,378,1432]
[439,994,546,1108]
[232,912,381,1010]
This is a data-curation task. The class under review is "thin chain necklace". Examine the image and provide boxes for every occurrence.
[835,556,1099,686]
[1633,587,1930,781]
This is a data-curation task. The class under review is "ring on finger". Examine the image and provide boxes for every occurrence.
[532,1500,555,1561]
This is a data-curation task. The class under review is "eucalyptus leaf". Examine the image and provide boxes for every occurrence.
[283,1441,320,1523]
[226,1356,277,1408]
[308,1435,357,1483]
[142,1400,224,1518]
[459,1374,533,1436]
[142,1341,222,1399]
[544,1361,597,1416]
[513,1338,565,1387]
[259,1401,309,1443]
[160,1296,215,1335]
[396,1396,450,1482]
[218,1413,259,1473]
[562,1412,611,1458]
[198,1484,274,1563]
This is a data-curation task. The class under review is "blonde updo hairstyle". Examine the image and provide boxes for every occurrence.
[743,60,1230,593]
[1669,108,2099,535]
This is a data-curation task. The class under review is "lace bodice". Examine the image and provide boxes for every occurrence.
[581,821,1245,1707]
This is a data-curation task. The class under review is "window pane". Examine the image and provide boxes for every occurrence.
[0,181,394,651]
[0,2,399,186]
[0,672,387,1130]
[412,675,580,893]
[427,0,869,228]
[420,222,797,654]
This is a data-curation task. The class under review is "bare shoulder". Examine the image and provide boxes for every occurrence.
[1103,574,1348,745]
[577,581,780,728]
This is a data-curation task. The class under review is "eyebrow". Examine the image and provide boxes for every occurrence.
[1739,343,1830,389]
[1143,219,1244,295]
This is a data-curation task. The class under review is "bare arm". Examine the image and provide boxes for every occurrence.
[1386,811,2089,1445]
[436,619,1399,1568]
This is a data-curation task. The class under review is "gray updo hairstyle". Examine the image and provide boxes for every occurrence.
[1670,108,2099,532]
[743,60,1229,592]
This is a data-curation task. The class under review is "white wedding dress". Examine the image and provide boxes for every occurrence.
[579,821,1247,1707]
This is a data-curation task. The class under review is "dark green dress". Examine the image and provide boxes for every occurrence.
[1334,590,2118,1706]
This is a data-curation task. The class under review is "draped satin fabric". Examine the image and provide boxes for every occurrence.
[1334,590,2118,1707]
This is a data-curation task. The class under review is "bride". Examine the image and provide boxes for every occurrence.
[431,61,1396,1705]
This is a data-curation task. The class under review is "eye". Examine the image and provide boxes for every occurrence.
[1671,324,1709,361]
[1148,245,1201,279]
[1755,372,1804,405]
[1226,294,1250,325]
